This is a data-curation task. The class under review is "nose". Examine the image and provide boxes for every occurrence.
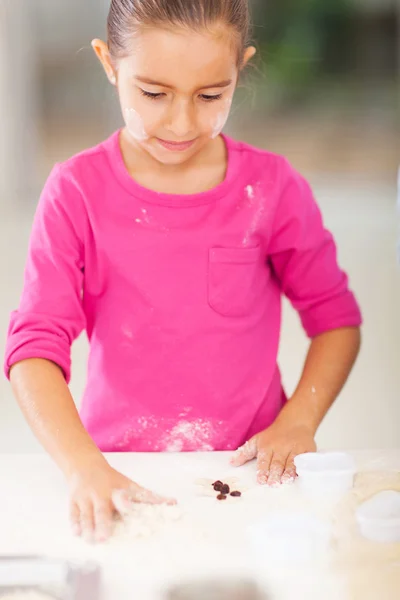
[165,98,195,139]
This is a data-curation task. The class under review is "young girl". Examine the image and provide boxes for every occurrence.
[4,0,361,543]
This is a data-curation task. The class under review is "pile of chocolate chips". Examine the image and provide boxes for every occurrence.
[212,480,242,501]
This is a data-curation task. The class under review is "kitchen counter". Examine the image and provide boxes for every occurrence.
[0,450,399,600]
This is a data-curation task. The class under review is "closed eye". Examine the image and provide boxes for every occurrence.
[200,94,223,102]
[140,89,165,100]
[140,89,223,103]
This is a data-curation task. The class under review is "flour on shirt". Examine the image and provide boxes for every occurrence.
[134,207,170,232]
[121,325,133,340]
[162,420,216,453]
[112,416,222,452]
[242,182,266,247]
[245,185,255,201]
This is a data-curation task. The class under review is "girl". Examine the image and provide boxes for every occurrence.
[4,0,361,543]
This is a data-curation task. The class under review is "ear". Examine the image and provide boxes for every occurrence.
[91,38,117,85]
[241,45,257,70]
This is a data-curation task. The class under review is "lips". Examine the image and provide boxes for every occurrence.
[157,138,196,152]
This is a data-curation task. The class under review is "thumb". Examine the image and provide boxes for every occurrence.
[111,488,133,516]
[230,436,258,467]
[112,487,176,516]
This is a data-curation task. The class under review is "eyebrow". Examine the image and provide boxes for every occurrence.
[135,76,233,91]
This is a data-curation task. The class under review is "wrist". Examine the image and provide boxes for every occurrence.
[62,447,108,481]
[275,399,320,435]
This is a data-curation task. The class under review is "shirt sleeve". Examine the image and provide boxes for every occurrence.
[268,159,362,338]
[4,164,86,382]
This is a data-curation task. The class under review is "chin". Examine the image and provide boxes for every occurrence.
[148,142,203,166]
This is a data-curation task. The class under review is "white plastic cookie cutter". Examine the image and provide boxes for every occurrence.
[356,490,400,543]
[294,451,356,498]
[247,512,332,566]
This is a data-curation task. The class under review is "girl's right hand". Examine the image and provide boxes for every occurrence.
[67,460,176,543]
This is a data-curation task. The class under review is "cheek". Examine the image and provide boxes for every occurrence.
[124,107,150,142]
[209,97,233,139]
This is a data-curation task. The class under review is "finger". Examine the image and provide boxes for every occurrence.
[267,455,287,487]
[94,501,114,543]
[281,453,297,484]
[112,489,131,517]
[256,449,273,485]
[69,502,81,537]
[79,501,95,543]
[230,437,257,467]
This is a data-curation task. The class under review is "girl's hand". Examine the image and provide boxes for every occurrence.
[230,422,317,487]
[67,461,176,543]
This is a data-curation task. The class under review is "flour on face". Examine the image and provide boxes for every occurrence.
[125,107,149,142]
[210,97,232,139]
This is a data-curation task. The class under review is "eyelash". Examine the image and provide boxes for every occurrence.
[140,90,223,103]
[201,94,223,103]
[140,90,163,101]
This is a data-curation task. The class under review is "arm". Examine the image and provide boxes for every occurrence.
[276,326,361,435]
[5,166,173,542]
[4,164,94,473]
[248,326,361,486]
[10,357,173,543]
[232,161,362,484]
[10,358,107,478]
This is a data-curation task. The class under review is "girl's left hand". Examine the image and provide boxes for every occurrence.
[230,422,316,487]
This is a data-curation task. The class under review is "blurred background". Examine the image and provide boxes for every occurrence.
[0,0,399,451]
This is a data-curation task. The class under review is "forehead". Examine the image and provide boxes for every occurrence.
[119,25,238,90]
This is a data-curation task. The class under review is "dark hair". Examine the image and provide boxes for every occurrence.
[107,0,251,66]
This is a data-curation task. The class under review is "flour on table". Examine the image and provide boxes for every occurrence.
[42,468,400,600]
[113,503,184,539]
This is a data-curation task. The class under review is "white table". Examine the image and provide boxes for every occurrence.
[0,451,399,600]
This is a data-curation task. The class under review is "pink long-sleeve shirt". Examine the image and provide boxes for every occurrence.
[4,131,362,452]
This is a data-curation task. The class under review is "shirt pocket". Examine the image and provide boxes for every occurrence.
[208,246,266,318]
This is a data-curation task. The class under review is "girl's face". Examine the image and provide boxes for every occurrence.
[94,25,254,166]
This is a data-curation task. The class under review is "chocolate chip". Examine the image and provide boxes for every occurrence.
[230,491,242,497]
[212,480,224,492]
[221,484,230,495]
[217,493,227,500]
